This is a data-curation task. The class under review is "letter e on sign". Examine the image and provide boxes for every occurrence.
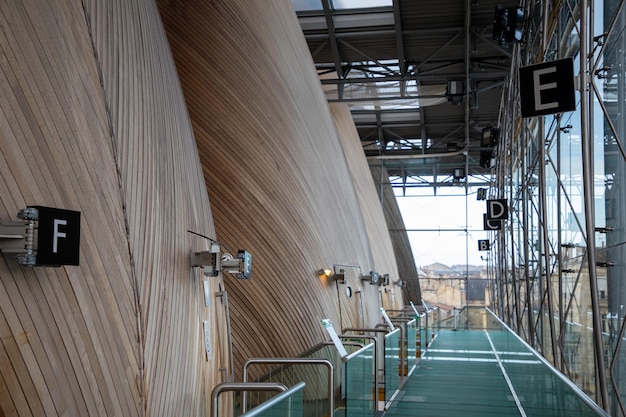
[519,58,576,118]
[34,206,81,266]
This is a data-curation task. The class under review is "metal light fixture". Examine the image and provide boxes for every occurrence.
[222,251,253,279]
[446,80,464,104]
[318,267,346,284]
[381,274,390,286]
[493,5,525,47]
[361,271,379,285]
[318,268,333,277]
[453,168,465,180]
[191,243,252,279]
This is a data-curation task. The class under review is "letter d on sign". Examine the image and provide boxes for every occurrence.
[487,199,508,220]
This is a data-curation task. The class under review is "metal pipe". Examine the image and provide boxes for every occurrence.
[580,0,610,408]
[366,148,467,160]
[522,118,534,347]
[242,358,334,416]
[538,93,559,365]
[463,0,471,318]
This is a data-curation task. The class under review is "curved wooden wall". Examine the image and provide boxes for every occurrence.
[330,103,404,311]
[0,1,224,416]
[369,165,423,304]
[157,0,401,380]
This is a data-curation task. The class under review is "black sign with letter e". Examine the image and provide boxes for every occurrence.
[478,240,491,251]
[486,199,508,220]
[35,206,80,266]
[483,214,503,231]
[519,58,576,118]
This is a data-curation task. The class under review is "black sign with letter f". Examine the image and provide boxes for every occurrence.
[35,206,81,266]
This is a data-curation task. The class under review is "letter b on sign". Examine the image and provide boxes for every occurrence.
[478,240,490,251]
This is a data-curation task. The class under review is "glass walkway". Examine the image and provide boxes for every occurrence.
[232,308,610,417]
[384,327,609,417]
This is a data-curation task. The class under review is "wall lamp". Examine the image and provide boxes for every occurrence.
[190,242,252,279]
[318,268,346,284]
[318,268,332,277]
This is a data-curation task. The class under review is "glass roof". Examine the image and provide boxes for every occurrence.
[292,0,392,12]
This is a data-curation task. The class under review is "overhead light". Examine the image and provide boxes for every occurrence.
[493,5,525,47]
[481,127,500,148]
[453,168,465,180]
[446,80,464,104]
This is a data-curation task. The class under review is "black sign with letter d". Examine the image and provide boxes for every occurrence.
[486,199,508,220]
[35,206,81,266]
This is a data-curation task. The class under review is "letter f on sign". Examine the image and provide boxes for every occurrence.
[53,219,67,253]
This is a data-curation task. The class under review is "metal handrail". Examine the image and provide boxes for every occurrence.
[211,382,287,417]
[297,340,363,358]
[242,358,334,416]
[240,382,306,417]
[485,307,611,417]
[342,327,389,334]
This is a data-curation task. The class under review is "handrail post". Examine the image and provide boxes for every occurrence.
[340,334,379,405]
[242,358,334,417]
[342,327,391,410]
[211,382,287,417]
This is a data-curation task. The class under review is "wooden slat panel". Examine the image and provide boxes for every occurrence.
[0,1,225,416]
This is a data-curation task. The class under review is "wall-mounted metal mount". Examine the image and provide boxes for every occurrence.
[190,243,252,279]
[0,206,80,267]
[0,208,37,265]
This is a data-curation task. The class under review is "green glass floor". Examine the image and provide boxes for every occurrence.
[383,329,535,417]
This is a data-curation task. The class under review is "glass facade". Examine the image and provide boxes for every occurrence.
[493,0,626,413]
